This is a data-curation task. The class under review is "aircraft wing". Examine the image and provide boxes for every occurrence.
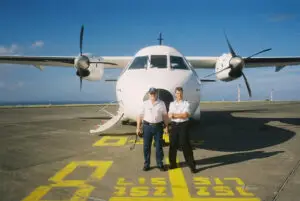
[186,56,300,70]
[0,55,132,68]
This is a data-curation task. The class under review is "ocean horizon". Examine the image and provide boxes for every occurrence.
[0,100,113,106]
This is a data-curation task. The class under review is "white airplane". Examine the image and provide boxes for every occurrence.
[1,25,300,134]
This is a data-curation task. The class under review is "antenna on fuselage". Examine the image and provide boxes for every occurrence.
[157,32,163,45]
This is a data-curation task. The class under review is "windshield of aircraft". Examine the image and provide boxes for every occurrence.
[128,56,148,69]
[170,56,189,70]
[150,55,167,68]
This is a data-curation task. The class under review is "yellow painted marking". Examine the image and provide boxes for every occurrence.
[163,132,169,143]
[139,177,146,185]
[93,136,128,146]
[113,186,127,196]
[117,178,134,186]
[130,186,149,196]
[166,157,191,200]
[154,187,167,196]
[49,161,112,183]
[194,177,211,185]
[22,161,112,201]
[224,177,245,185]
[195,186,210,196]
[214,177,224,185]
[236,186,255,196]
[151,178,166,185]
[110,198,260,201]
[22,183,94,201]
[22,186,52,201]
[213,186,235,196]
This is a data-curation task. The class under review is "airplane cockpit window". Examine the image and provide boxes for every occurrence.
[128,56,148,69]
[170,56,189,70]
[150,55,167,68]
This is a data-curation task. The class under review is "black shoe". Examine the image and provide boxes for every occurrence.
[143,166,150,171]
[158,165,167,172]
[190,166,197,173]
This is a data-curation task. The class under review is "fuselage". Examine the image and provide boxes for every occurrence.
[115,45,201,121]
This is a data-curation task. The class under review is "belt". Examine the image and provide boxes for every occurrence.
[171,121,188,125]
[143,121,163,126]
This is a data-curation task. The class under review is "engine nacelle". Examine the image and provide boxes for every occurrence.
[76,64,104,81]
[215,53,241,82]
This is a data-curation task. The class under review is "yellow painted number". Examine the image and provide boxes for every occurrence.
[22,161,113,201]
[130,186,149,196]
[193,177,211,185]
[213,186,235,196]
[154,187,167,196]
[195,187,210,196]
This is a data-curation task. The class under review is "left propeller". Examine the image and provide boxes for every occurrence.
[74,25,117,91]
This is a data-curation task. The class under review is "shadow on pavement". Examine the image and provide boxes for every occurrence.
[188,109,299,152]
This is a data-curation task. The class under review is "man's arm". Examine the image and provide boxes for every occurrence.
[171,101,190,119]
[136,103,145,135]
[162,102,169,127]
[136,115,143,130]
[168,102,174,119]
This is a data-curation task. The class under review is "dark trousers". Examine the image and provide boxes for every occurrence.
[143,123,164,168]
[169,121,195,168]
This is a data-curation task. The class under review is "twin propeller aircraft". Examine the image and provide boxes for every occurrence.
[1,25,300,134]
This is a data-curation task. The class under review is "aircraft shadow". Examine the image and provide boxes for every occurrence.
[187,109,299,152]
[175,150,283,172]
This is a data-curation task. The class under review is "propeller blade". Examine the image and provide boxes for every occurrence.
[80,25,84,56]
[77,69,83,91]
[246,48,272,59]
[80,76,83,91]
[224,31,236,57]
[241,71,252,97]
[203,66,231,78]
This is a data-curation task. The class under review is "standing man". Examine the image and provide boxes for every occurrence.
[137,87,169,171]
[168,87,197,173]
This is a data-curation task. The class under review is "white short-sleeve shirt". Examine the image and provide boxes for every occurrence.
[139,99,167,123]
[168,100,190,122]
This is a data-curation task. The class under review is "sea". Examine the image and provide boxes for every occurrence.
[0,100,113,106]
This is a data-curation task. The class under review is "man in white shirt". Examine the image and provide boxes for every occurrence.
[137,87,169,171]
[168,87,196,173]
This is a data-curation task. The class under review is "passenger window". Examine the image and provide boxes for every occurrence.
[150,55,167,68]
[128,56,148,69]
[170,56,189,70]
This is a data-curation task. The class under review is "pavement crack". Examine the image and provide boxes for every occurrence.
[270,158,300,201]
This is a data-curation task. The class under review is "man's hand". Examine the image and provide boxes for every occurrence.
[136,127,142,136]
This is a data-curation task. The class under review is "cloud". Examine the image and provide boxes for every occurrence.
[0,44,20,55]
[32,40,44,48]
[268,14,296,22]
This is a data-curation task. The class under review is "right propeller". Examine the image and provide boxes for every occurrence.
[205,33,272,98]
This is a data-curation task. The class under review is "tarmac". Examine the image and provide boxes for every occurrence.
[0,101,300,201]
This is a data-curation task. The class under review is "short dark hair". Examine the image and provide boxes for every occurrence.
[175,87,183,92]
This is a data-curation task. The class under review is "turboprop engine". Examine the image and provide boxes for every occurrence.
[74,25,116,91]
[205,33,272,98]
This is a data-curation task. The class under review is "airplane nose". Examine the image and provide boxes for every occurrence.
[143,88,174,111]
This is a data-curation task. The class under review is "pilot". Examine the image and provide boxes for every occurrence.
[168,87,197,173]
[136,87,169,171]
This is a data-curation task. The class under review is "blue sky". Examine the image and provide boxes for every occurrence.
[0,0,300,102]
